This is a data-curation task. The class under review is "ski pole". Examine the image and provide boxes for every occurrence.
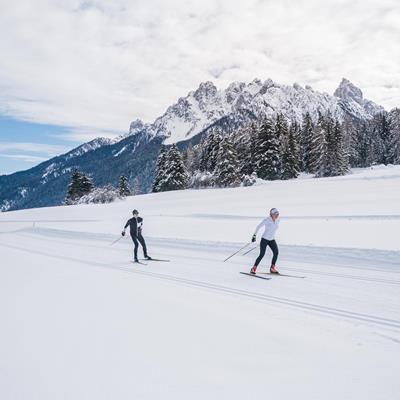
[110,236,123,246]
[242,246,257,256]
[223,243,250,262]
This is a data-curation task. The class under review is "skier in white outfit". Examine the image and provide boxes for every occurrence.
[250,208,280,274]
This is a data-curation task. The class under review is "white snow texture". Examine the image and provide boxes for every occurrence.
[1,165,399,400]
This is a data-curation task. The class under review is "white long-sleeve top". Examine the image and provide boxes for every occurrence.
[254,217,279,240]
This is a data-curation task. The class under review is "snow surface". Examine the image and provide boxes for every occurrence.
[1,165,399,399]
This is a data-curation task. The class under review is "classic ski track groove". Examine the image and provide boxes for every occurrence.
[1,241,400,331]
[14,227,400,271]
[13,230,400,286]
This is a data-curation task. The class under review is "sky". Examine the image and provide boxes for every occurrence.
[0,0,399,174]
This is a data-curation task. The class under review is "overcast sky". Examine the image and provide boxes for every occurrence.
[0,0,399,172]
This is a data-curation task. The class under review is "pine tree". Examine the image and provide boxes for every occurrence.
[65,169,83,204]
[232,124,257,176]
[274,113,289,176]
[133,177,141,195]
[199,130,223,172]
[342,117,359,168]
[198,136,209,172]
[158,144,188,191]
[65,169,94,204]
[118,175,131,196]
[310,114,348,178]
[214,138,241,187]
[332,120,349,175]
[300,112,314,172]
[281,122,300,180]
[324,119,348,176]
[152,146,167,192]
[372,113,391,164]
[309,113,329,177]
[388,108,400,164]
[355,122,369,167]
[182,143,194,172]
[79,173,94,196]
[254,118,281,180]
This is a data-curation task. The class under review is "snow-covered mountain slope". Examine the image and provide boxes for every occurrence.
[0,77,387,212]
[0,133,161,211]
[1,165,399,399]
[64,137,113,160]
[129,78,384,144]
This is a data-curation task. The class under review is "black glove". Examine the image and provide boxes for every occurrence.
[121,231,126,236]
[251,234,256,243]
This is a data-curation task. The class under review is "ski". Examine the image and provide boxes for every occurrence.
[259,272,306,279]
[131,261,147,266]
[140,258,170,262]
[240,272,271,280]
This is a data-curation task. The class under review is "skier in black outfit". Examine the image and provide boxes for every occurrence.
[122,209,152,262]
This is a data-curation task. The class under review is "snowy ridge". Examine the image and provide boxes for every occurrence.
[64,137,113,160]
[40,138,113,183]
[128,78,384,144]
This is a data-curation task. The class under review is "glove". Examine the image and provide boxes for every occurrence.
[121,231,126,236]
[251,234,256,243]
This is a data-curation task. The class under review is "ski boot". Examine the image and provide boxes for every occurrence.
[144,255,153,260]
[250,265,257,275]
[133,258,139,263]
[270,264,279,274]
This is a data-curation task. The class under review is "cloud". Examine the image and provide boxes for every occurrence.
[0,0,399,142]
[0,142,70,169]
[0,142,70,156]
[0,154,48,163]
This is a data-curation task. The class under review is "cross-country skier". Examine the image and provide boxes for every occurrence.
[122,209,152,262]
[250,208,280,274]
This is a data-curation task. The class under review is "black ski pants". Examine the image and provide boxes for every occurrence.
[254,238,279,266]
[131,233,148,259]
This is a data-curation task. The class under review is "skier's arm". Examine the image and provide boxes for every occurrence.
[122,219,130,235]
[252,220,265,241]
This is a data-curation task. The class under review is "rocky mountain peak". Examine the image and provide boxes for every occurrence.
[194,81,218,101]
[129,119,146,134]
[334,78,363,104]
[134,77,385,145]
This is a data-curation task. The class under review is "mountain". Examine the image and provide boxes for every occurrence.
[128,77,384,144]
[0,78,386,211]
[0,134,163,211]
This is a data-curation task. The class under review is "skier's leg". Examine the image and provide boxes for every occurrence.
[131,236,139,261]
[138,233,148,257]
[251,239,267,273]
[268,240,279,272]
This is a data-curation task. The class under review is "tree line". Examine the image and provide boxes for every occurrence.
[65,170,141,204]
[152,108,400,192]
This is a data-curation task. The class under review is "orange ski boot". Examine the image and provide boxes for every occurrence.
[270,264,279,274]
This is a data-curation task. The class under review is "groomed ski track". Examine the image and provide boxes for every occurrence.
[2,226,400,331]
[2,166,400,399]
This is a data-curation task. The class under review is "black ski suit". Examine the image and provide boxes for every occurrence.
[124,217,148,260]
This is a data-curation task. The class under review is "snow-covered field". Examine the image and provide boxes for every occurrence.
[1,165,399,399]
